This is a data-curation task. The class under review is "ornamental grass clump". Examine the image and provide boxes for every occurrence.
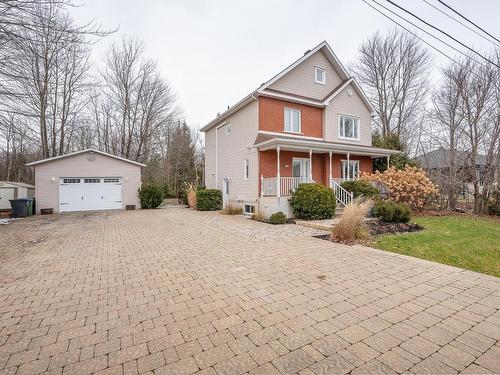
[361,166,438,209]
[331,199,373,244]
[221,203,243,215]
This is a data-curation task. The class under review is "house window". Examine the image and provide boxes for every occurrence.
[284,108,301,133]
[339,115,359,140]
[314,66,326,84]
[243,204,255,218]
[341,160,360,180]
[225,122,232,135]
[244,159,249,180]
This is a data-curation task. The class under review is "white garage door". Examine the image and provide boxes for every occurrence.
[59,177,122,212]
[0,188,15,210]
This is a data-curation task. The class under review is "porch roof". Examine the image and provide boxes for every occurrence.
[253,132,401,158]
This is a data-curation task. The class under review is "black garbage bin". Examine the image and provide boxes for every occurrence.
[9,198,33,217]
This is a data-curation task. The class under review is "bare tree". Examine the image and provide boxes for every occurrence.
[430,61,467,209]
[352,28,431,139]
[458,55,499,213]
[0,0,110,160]
[99,37,178,162]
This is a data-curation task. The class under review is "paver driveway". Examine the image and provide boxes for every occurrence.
[1,207,499,375]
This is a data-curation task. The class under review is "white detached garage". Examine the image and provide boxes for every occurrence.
[27,149,145,214]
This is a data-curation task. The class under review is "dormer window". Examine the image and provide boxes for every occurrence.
[314,66,326,84]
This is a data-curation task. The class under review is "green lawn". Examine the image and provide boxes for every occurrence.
[375,216,500,277]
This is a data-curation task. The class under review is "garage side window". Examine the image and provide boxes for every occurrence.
[63,178,80,183]
[84,178,101,183]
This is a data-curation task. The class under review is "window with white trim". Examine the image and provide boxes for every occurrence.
[339,115,359,140]
[225,122,231,135]
[314,66,326,84]
[84,178,101,183]
[63,178,80,184]
[244,159,249,180]
[341,160,360,180]
[284,108,301,133]
[103,178,120,183]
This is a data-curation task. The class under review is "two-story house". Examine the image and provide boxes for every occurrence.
[201,41,399,218]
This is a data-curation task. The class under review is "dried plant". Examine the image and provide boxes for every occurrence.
[221,203,243,215]
[362,166,439,209]
[184,181,197,208]
[331,199,373,244]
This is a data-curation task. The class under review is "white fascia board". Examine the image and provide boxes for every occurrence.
[26,149,146,167]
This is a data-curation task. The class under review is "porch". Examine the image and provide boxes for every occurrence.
[255,134,398,207]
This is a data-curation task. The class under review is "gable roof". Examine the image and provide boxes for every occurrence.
[26,149,146,167]
[0,181,35,188]
[200,41,374,132]
[416,147,487,169]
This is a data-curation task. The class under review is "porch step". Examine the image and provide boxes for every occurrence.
[295,218,339,231]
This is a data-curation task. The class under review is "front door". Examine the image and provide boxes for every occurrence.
[292,158,310,182]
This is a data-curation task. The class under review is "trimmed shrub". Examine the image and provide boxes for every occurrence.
[196,189,222,211]
[331,199,372,244]
[138,184,164,209]
[289,183,336,220]
[269,211,287,225]
[340,180,379,198]
[373,200,411,223]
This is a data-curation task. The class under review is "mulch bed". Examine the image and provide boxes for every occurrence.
[368,221,423,235]
[313,220,423,243]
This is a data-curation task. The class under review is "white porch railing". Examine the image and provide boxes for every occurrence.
[330,177,353,185]
[261,176,312,197]
[330,178,354,207]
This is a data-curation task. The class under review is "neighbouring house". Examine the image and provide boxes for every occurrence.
[0,181,35,210]
[27,149,145,214]
[416,147,498,199]
[201,41,399,218]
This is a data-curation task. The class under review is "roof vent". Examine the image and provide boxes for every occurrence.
[304,49,311,55]
[217,112,220,117]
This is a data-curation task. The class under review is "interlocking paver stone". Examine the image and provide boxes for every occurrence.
[0,208,499,375]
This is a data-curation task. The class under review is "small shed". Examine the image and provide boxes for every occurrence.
[0,181,35,210]
[27,149,145,214]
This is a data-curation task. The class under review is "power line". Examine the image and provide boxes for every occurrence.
[384,0,500,68]
[361,0,458,63]
[360,0,484,80]
[422,0,500,48]
[367,0,488,70]
[437,0,500,45]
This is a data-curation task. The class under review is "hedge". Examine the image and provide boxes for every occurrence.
[138,184,164,209]
[196,189,222,211]
[289,183,336,220]
[269,211,287,225]
[373,200,411,223]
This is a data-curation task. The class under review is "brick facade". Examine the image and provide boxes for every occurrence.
[258,97,323,138]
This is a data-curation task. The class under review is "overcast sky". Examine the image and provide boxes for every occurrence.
[71,0,499,129]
